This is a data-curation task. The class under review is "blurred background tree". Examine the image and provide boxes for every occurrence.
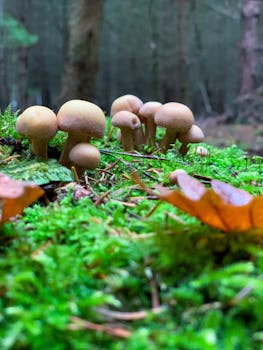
[0,0,262,123]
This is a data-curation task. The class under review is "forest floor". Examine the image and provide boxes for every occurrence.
[0,110,263,349]
[198,116,263,156]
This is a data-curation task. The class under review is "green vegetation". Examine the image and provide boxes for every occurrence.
[0,109,263,349]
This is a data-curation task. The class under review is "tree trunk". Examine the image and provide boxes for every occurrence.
[0,0,8,109]
[239,0,262,94]
[176,0,188,104]
[60,0,103,103]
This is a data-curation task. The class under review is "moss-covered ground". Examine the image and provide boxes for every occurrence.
[0,108,263,349]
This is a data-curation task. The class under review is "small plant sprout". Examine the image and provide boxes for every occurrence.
[154,102,194,153]
[57,99,105,168]
[16,105,58,159]
[69,143,101,177]
[111,111,142,151]
[138,101,162,146]
[178,124,205,156]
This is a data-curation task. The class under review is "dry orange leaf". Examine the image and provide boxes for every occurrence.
[0,173,44,223]
[156,173,263,232]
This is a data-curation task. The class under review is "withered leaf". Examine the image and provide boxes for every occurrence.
[157,173,263,232]
[0,173,44,223]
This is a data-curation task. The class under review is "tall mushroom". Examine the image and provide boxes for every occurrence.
[111,111,141,151]
[16,105,58,159]
[110,94,143,116]
[110,94,145,146]
[69,143,101,177]
[57,99,105,168]
[178,124,205,155]
[154,102,194,153]
[138,101,162,146]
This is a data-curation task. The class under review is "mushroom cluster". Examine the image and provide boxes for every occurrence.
[110,95,204,155]
[16,99,106,177]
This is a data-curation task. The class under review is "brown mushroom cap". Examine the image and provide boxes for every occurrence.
[16,105,57,140]
[178,125,205,156]
[111,111,141,130]
[178,125,204,144]
[154,102,194,132]
[110,94,143,116]
[111,111,142,151]
[138,101,162,120]
[57,99,105,139]
[138,101,162,145]
[16,105,58,159]
[69,143,101,176]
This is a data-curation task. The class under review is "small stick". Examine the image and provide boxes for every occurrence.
[105,126,115,144]
[94,189,112,206]
[68,316,131,338]
[100,149,169,161]
[0,154,20,164]
[71,166,80,184]
[95,306,164,321]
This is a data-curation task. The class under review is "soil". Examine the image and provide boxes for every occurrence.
[197,116,263,156]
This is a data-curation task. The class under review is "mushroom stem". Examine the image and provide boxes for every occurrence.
[178,142,189,156]
[59,133,91,167]
[31,139,50,159]
[120,128,136,151]
[160,130,178,153]
[134,126,145,149]
[145,120,157,146]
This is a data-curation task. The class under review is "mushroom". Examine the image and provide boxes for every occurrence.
[110,94,143,116]
[178,125,205,156]
[138,101,162,146]
[154,102,194,153]
[69,143,101,177]
[111,111,141,151]
[196,145,209,157]
[110,94,144,146]
[16,105,58,159]
[57,99,105,168]
[169,169,187,185]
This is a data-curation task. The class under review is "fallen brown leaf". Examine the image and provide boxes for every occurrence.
[157,173,263,232]
[0,173,44,223]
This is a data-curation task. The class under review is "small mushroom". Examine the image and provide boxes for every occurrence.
[69,143,101,177]
[138,101,162,146]
[16,105,58,159]
[196,145,209,157]
[178,125,205,156]
[111,111,141,151]
[110,94,143,116]
[169,169,187,185]
[57,99,105,168]
[110,95,144,146]
[154,102,194,153]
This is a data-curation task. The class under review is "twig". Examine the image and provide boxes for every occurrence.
[105,126,115,144]
[100,149,169,161]
[94,189,112,206]
[165,212,186,225]
[0,154,20,164]
[110,199,136,208]
[31,240,52,259]
[145,202,162,218]
[68,316,131,338]
[95,307,164,321]
[150,275,161,309]
[71,166,80,184]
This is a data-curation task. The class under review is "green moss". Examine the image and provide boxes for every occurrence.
[0,108,263,349]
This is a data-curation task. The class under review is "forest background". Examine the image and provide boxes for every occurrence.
[0,0,263,137]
